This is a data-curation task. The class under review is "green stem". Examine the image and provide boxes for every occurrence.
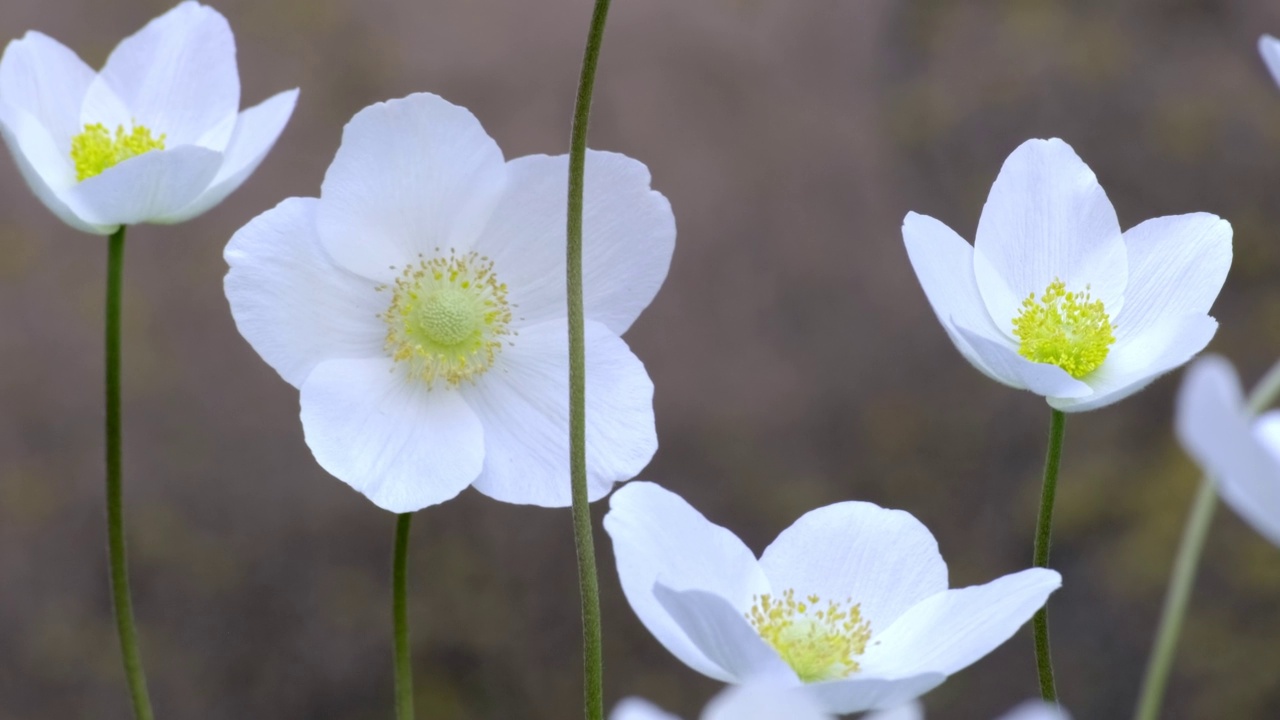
[566,2,613,718]
[393,513,414,720]
[1032,408,1066,702]
[105,226,154,720]
[1133,358,1280,720]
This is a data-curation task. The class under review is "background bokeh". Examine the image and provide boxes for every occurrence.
[3,0,1280,718]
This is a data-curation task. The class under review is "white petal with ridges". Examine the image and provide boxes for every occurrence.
[0,109,108,233]
[806,674,945,715]
[0,30,95,153]
[1114,213,1230,343]
[654,585,795,683]
[317,93,506,282]
[62,144,222,226]
[758,501,947,630]
[973,138,1127,326]
[224,197,386,388]
[299,358,484,512]
[954,325,1093,398]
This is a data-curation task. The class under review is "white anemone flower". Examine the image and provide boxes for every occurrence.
[224,92,674,512]
[1261,35,1280,88]
[0,1,298,234]
[603,482,1061,714]
[612,680,831,720]
[903,138,1230,412]
[1176,356,1280,547]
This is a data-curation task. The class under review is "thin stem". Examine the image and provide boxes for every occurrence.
[1032,408,1066,702]
[393,513,414,720]
[1133,358,1280,720]
[566,2,613,718]
[105,226,154,720]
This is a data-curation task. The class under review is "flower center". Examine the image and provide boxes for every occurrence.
[380,251,512,388]
[69,123,166,181]
[1012,278,1115,379]
[746,589,872,683]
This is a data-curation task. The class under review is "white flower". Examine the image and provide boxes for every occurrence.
[224,92,674,512]
[1261,35,1280,89]
[0,1,298,234]
[903,138,1230,412]
[1176,356,1280,547]
[602,482,1061,714]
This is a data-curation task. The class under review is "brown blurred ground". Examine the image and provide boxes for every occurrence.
[3,0,1280,718]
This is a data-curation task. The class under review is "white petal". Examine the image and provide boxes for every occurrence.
[473,151,676,334]
[169,88,299,222]
[1261,35,1280,89]
[463,320,655,506]
[997,701,1073,720]
[973,138,1126,327]
[91,1,239,148]
[1114,213,1230,343]
[806,675,945,716]
[861,700,925,720]
[317,93,506,282]
[1048,313,1217,413]
[758,502,947,631]
[702,681,833,720]
[299,358,484,512]
[610,698,682,720]
[224,197,386,389]
[902,211,1008,381]
[953,325,1093,398]
[861,568,1061,677]
[603,482,771,681]
[0,109,109,233]
[0,31,95,154]
[654,584,796,683]
[61,145,222,226]
[1176,357,1280,547]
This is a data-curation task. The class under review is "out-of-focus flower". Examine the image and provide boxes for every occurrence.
[903,138,1230,412]
[0,1,298,234]
[225,92,674,512]
[1177,356,1280,547]
[603,482,1061,714]
[611,680,830,720]
[1260,35,1280,88]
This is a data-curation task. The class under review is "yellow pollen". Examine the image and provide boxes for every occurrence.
[746,589,872,683]
[70,123,166,181]
[1012,278,1115,379]
[380,250,512,388]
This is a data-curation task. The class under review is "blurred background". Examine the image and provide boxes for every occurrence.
[2,0,1280,717]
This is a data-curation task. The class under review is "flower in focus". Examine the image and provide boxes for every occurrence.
[0,1,298,234]
[1261,34,1280,89]
[603,482,1061,714]
[225,92,674,512]
[1176,356,1280,547]
[903,138,1230,412]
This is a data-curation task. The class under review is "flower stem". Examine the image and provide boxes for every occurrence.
[1133,358,1280,720]
[567,1,613,718]
[393,513,414,720]
[1032,408,1066,702]
[105,226,154,720]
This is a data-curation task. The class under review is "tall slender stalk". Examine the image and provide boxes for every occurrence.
[1133,358,1280,720]
[392,513,414,720]
[1032,409,1066,702]
[105,226,154,720]
[566,1,614,718]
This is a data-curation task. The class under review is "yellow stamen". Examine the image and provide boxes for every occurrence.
[70,123,166,181]
[746,589,872,683]
[1012,278,1115,378]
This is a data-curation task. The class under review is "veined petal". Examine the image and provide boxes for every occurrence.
[61,144,221,226]
[1048,313,1217,413]
[1176,357,1280,547]
[604,482,772,682]
[654,584,796,683]
[973,138,1127,327]
[1114,213,1230,343]
[758,501,947,631]
[317,93,506,283]
[902,211,1009,382]
[806,675,944,716]
[92,1,239,148]
[298,357,484,512]
[0,30,95,154]
[474,151,676,334]
[1261,35,1280,89]
[861,568,1061,677]
[463,320,655,506]
[224,197,386,389]
[169,88,299,222]
[610,699,681,720]
[953,325,1093,398]
[702,681,833,720]
[0,109,109,233]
